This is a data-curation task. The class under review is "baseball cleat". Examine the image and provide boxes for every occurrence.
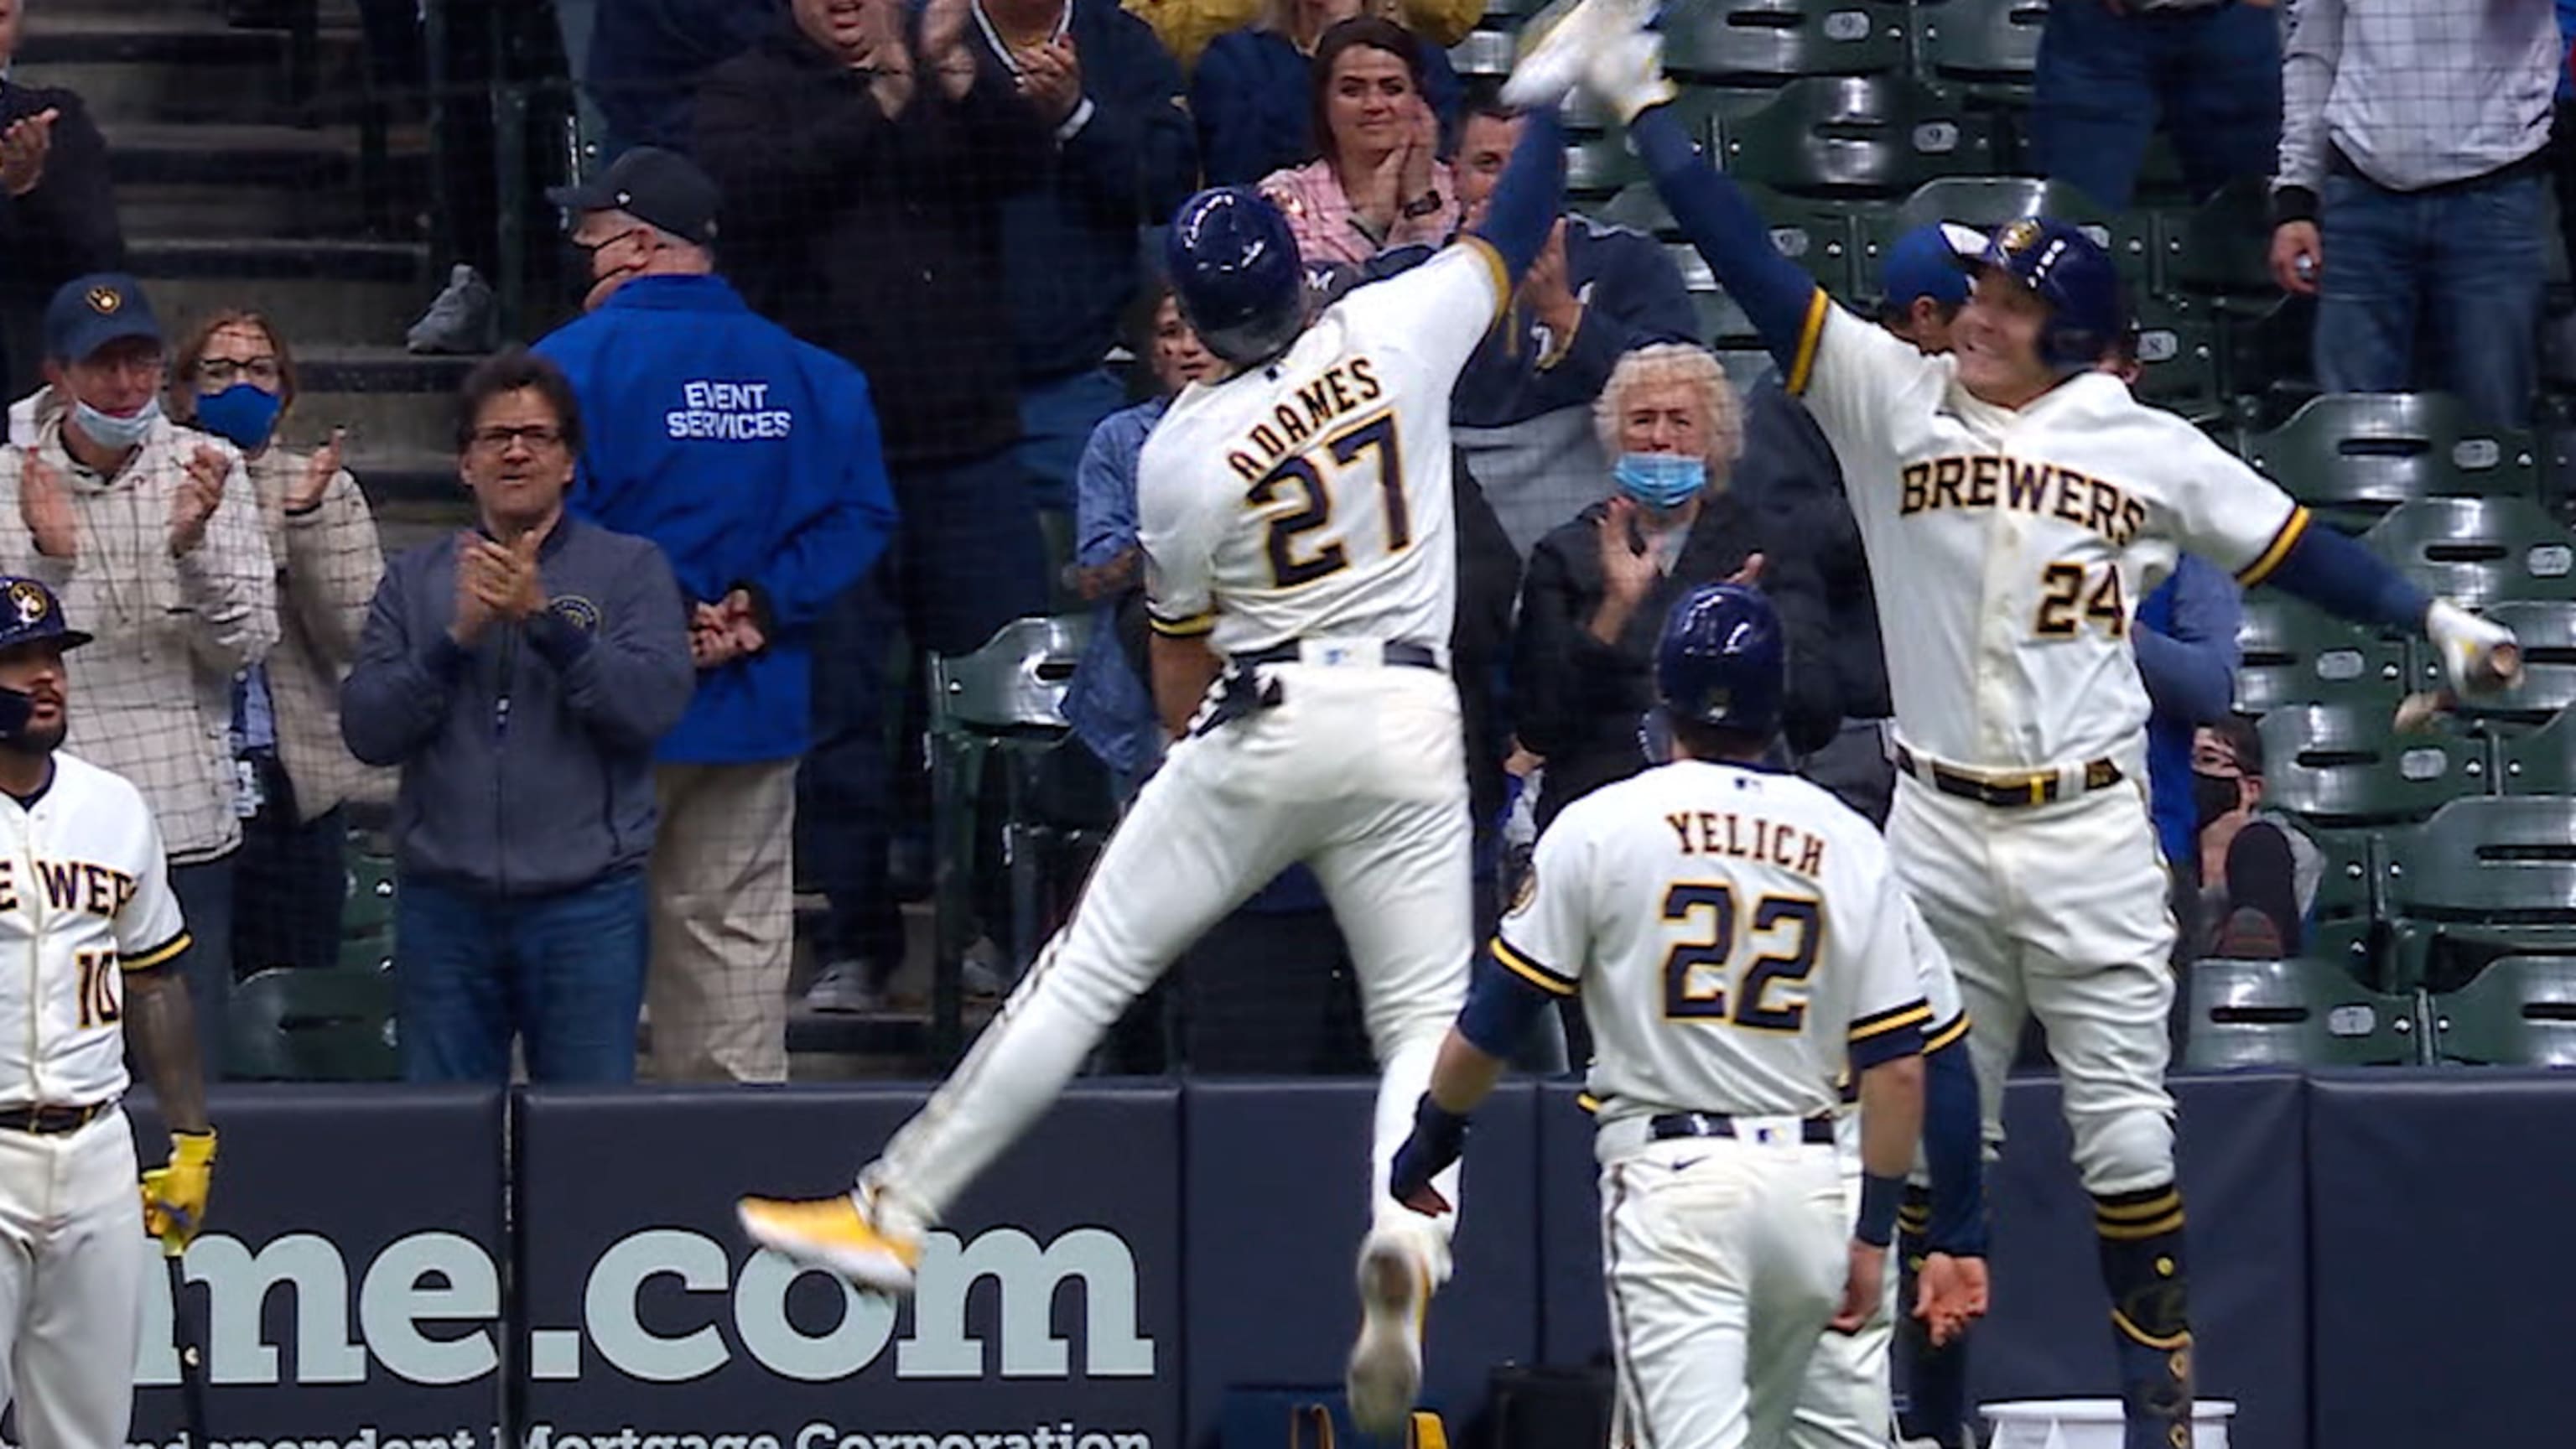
[737,1191,922,1294]
[1501,0,1654,111]
[1344,1239,1432,1437]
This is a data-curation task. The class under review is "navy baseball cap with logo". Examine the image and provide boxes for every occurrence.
[546,146,722,247]
[44,273,164,364]
[1877,222,1987,314]
[0,579,93,654]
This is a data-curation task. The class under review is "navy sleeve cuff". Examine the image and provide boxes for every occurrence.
[523,610,595,667]
[423,631,473,681]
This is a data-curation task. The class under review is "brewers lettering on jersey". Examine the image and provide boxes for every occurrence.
[739,65,1583,1441]
[1552,6,2524,1444]
[1384,582,1930,1449]
[0,574,216,1449]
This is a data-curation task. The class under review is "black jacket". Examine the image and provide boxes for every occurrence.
[697,25,1047,469]
[0,83,124,396]
[1513,490,1837,831]
[1452,450,1522,923]
[1731,376,1892,721]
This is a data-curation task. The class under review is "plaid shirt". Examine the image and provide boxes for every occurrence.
[1259,156,1460,273]
[245,444,393,824]
[0,413,278,862]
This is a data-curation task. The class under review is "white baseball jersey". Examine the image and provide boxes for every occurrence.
[1139,240,1509,654]
[1785,282,2312,771]
[0,750,189,1108]
[1495,760,1932,1125]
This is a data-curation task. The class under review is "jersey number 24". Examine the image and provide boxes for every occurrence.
[1659,883,1820,1031]
[1248,413,1410,589]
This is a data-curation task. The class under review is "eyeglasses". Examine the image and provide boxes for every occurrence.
[468,424,566,453]
[195,357,283,387]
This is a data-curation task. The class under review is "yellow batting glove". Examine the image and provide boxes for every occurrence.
[141,1130,217,1254]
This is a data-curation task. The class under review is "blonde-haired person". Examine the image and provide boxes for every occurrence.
[1198,2,1460,188]
[1510,343,1840,832]
[168,309,388,979]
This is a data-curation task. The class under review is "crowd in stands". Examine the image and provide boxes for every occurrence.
[0,0,2568,1083]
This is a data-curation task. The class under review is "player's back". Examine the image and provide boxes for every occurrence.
[1138,245,1507,657]
[1536,760,1924,1125]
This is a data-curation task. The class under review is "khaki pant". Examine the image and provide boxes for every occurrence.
[647,761,797,1083]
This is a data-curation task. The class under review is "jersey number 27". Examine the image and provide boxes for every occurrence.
[1248,413,1410,589]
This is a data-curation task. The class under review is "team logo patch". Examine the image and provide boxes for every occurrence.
[1507,865,1538,918]
[8,582,49,627]
[1997,218,2044,255]
[546,595,603,635]
[86,285,123,315]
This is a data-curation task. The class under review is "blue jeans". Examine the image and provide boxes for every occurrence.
[2030,0,2283,210]
[171,859,236,1081]
[394,870,648,1083]
[800,449,1049,971]
[1015,369,1129,515]
[2314,167,2547,428]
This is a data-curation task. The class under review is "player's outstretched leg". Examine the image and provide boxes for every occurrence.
[2096,1186,2193,1449]
[739,736,1301,1292]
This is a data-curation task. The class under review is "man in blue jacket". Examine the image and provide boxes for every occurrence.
[536,147,900,1083]
[343,351,697,1084]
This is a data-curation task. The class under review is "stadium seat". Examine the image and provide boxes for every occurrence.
[1745,184,1870,296]
[2257,700,2491,824]
[2303,825,2383,926]
[1915,0,2047,91]
[2215,295,2318,420]
[2183,957,2424,1069]
[927,615,1116,1057]
[2246,392,2542,528]
[1661,0,1906,83]
[1667,244,1762,346]
[2496,707,2576,795]
[343,844,397,939]
[1892,177,2153,289]
[2426,956,2576,1067]
[2232,594,2409,714]
[2383,796,2576,956]
[226,967,400,1083]
[2161,176,2277,298]
[2127,292,2223,419]
[2361,496,2576,610]
[1566,132,1645,200]
[1448,28,1515,77]
[2398,600,2576,729]
[1715,76,1992,199]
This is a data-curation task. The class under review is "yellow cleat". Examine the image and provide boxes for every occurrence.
[737,1192,923,1295]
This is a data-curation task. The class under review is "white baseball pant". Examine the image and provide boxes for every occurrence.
[1789,1113,1902,1449]
[0,1109,145,1449]
[1887,772,2178,1197]
[874,659,1472,1275]
[1597,1121,1847,1449]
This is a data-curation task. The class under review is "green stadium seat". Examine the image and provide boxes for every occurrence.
[343,845,397,938]
[226,967,400,1083]
[339,932,394,974]
[2183,957,2424,1069]
[1744,184,1870,296]
[2161,176,2276,297]
[1667,244,1763,346]
[2361,496,2576,610]
[2257,700,2492,824]
[2232,594,2409,714]
[2496,707,2576,795]
[2245,392,2542,529]
[1892,177,2153,290]
[2302,825,2383,926]
[2399,600,2576,729]
[1715,76,1992,199]
[1566,132,1645,200]
[1917,0,2046,91]
[1662,0,1906,83]
[2127,293,2222,420]
[1447,28,1516,77]
[2385,796,2576,918]
[2426,956,2576,1067]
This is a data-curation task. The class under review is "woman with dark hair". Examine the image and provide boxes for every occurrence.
[169,309,388,979]
[1254,17,1460,270]
[1192,0,1461,185]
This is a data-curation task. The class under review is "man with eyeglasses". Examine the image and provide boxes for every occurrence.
[0,273,275,1078]
[342,349,696,1083]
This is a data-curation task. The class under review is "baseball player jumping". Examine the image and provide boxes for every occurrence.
[1387,583,1944,1449]
[737,45,1579,1436]
[1510,4,2525,1445]
[0,577,215,1448]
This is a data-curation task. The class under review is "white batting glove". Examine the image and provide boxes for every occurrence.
[2427,599,2524,697]
[1587,26,1678,125]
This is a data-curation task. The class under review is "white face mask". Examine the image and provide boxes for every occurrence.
[70,396,159,451]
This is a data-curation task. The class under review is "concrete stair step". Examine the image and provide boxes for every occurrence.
[102,119,397,190]
[132,238,430,345]
[292,346,477,457]
[115,179,377,239]
[14,11,368,127]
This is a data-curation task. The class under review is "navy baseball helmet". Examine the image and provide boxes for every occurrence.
[1654,583,1784,738]
[1967,216,2124,373]
[1166,187,1306,366]
[0,579,91,654]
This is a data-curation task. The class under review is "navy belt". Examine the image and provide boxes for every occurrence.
[1894,745,2122,809]
[1233,640,1444,671]
[1649,1112,1836,1146]
[0,1098,115,1135]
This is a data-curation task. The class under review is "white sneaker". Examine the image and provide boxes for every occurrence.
[405,263,497,355]
[1344,1236,1432,1438]
[803,959,886,1014]
[1501,0,1656,111]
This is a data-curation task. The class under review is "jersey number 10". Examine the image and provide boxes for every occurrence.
[1249,413,1410,589]
[1659,883,1821,1031]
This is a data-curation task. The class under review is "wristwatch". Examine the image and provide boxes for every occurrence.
[1400,190,1442,220]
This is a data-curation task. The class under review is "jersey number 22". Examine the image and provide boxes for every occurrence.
[1659,883,1821,1031]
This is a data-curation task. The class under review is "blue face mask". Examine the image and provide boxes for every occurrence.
[1612,452,1707,511]
[193,383,282,450]
[70,397,160,451]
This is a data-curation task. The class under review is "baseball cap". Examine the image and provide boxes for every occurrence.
[546,146,722,247]
[44,273,162,364]
[0,579,93,654]
[1877,222,1987,314]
